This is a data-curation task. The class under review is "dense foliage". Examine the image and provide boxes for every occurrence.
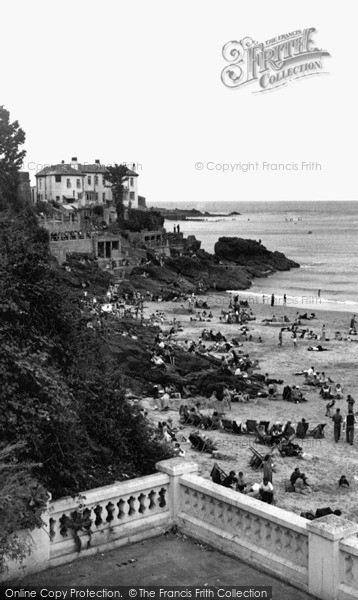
[0,106,172,563]
[124,208,164,232]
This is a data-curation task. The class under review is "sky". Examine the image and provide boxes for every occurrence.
[1,0,357,204]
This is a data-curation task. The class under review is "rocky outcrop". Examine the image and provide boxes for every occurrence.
[215,237,299,277]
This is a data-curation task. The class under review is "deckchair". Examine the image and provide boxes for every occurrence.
[307,423,326,439]
[296,422,309,439]
[210,462,227,485]
[248,446,275,471]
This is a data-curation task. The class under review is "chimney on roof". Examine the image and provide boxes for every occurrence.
[132,162,136,172]
[71,157,79,170]
[95,159,100,164]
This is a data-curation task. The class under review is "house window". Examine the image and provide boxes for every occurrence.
[76,179,81,188]
[39,179,42,188]
[94,175,98,184]
[112,241,119,251]
[97,242,105,258]
[130,178,134,187]
[66,179,71,188]
[55,175,61,183]
[130,191,135,200]
[102,192,106,201]
[87,176,91,185]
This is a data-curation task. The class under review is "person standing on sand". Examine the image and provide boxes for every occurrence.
[263,455,273,483]
[283,294,287,306]
[350,314,356,329]
[332,408,343,443]
[318,289,321,298]
[344,409,358,446]
[321,324,326,341]
[271,293,275,307]
[292,331,298,348]
[278,328,283,347]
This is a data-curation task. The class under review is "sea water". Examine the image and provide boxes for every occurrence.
[162,200,358,313]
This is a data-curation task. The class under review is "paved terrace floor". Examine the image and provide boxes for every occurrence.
[19,534,314,599]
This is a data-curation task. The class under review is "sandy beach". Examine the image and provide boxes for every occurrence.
[142,292,358,520]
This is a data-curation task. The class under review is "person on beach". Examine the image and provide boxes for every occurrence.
[332,408,343,442]
[344,409,357,446]
[271,293,275,307]
[259,477,274,504]
[347,395,355,410]
[237,472,247,493]
[321,324,326,341]
[318,289,321,298]
[222,470,238,489]
[278,328,283,347]
[325,399,336,417]
[263,455,273,483]
[350,315,356,330]
[292,332,298,348]
[283,294,287,306]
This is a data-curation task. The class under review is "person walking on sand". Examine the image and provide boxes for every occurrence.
[283,294,287,306]
[332,408,343,443]
[318,289,321,299]
[278,328,283,347]
[325,398,335,417]
[271,293,275,307]
[321,324,326,341]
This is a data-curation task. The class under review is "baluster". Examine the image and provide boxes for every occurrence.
[105,502,115,523]
[264,521,273,546]
[158,487,167,508]
[138,493,148,514]
[253,517,262,542]
[117,498,126,519]
[93,505,103,527]
[148,490,157,510]
[344,554,354,584]
[274,525,283,551]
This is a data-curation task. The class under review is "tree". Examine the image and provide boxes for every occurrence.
[103,163,131,225]
[0,106,26,210]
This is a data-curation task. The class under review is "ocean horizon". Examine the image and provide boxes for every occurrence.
[162,200,358,313]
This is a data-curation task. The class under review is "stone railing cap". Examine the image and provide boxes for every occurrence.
[156,458,198,476]
[307,514,358,541]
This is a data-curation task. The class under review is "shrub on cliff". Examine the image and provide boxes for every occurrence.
[124,208,164,232]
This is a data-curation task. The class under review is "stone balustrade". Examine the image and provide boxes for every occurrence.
[3,458,358,600]
[338,535,358,600]
[48,473,171,567]
[176,472,308,591]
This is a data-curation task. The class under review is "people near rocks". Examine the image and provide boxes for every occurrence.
[259,477,274,504]
[332,408,343,443]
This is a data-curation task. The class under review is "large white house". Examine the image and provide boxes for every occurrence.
[35,158,141,208]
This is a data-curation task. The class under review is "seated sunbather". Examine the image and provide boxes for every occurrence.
[308,345,329,351]
[339,475,349,487]
[211,411,223,429]
[283,421,295,439]
[237,471,248,493]
[259,477,274,504]
[222,470,238,489]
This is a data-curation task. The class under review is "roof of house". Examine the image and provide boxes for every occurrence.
[36,165,84,177]
[36,163,139,177]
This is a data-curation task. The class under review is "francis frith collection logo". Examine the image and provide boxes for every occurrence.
[221,28,330,93]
